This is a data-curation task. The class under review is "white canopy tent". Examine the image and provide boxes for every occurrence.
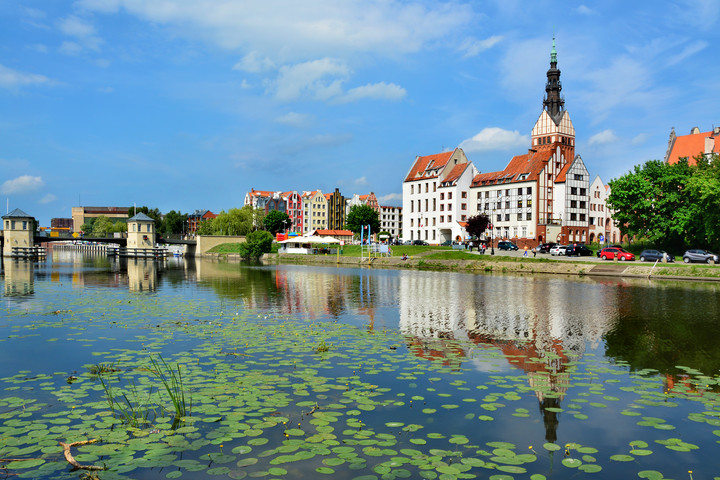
[278,235,341,254]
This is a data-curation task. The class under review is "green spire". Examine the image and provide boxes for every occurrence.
[550,36,557,64]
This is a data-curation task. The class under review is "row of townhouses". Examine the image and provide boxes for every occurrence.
[243,188,403,239]
[403,40,623,248]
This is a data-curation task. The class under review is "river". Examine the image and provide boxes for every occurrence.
[1,251,719,479]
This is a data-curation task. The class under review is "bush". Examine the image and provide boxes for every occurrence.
[238,230,274,261]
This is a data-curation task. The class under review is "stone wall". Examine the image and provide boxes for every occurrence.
[195,235,246,256]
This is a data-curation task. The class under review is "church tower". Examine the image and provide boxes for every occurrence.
[531,38,575,154]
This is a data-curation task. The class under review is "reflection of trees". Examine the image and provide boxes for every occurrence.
[603,284,720,379]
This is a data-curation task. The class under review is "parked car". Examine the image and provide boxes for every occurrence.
[639,249,675,262]
[564,244,593,257]
[549,244,567,256]
[441,240,453,246]
[682,249,719,264]
[497,241,519,251]
[537,242,557,253]
[412,240,429,246]
[403,240,413,245]
[598,247,635,261]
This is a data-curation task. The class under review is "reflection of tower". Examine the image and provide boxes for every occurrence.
[3,260,34,296]
[127,259,157,292]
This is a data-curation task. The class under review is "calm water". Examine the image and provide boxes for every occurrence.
[1,251,719,479]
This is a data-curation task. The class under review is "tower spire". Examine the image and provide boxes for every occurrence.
[543,37,564,124]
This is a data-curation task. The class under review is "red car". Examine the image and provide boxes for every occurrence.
[598,247,635,261]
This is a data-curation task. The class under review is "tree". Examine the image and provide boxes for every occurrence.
[345,205,380,235]
[607,156,720,251]
[162,210,188,235]
[238,230,274,261]
[196,206,258,236]
[263,210,291,235]
[465,214,491,240]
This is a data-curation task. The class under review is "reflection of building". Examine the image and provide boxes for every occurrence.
[3,260,34,296]
[127,259,157,292]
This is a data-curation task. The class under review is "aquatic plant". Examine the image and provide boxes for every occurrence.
[149,355,191,422]
[98,375,156,428]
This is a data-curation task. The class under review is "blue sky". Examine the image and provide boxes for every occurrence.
[2,0,719,226]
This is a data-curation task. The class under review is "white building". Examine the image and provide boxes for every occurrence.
[589,176,623,245]
[379,205,403,241]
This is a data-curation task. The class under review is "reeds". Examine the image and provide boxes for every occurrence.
[98,375,156,428]
[149,355,191,421]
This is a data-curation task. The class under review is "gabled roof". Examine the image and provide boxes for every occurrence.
[439,162,470,187]
[128,213,155,222]
[471,146,554,187]
[404,150,455,182]
[666,129,720,165]
[2,208,32,219]
[554,161,573,183]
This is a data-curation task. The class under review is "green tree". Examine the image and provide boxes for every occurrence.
[263,210,291,235]
[238,230,273,261]
[91,216,114,235]
[197,206,258,236]
[345,205,380,235]
[607,156,720,251]
[465,214,490,240]
[163,210,188,235]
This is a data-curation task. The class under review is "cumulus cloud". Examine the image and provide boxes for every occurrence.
[0,64,52,88]
[233,52,276,73]
[378,193,402,205]
[460,127,529,152]
[354,176,368,186]
[274,58,349,101]
[336,82,406,104]
[39,193,57,204]
[0,175,45,195]
[576,5,596,15]
[588,129,619,145]
[458,35,503,59]
[275,112,312,127]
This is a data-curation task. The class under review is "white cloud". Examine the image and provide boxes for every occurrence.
[458,35,503,59]
[233,52,275,73]
[38,193,57,204]
[460,127,529,152]
[588,129,619,145]
[378,193,402,205]
[275,112,312,127]
[0,175,45,195]
[666,40,708,66]
[76,0,471,61]
[631,133,649,145]
[274,58,349,101]
[354,176,368,186]
[336,82,406,104]
[0,64,52,88]
[576,5,596,15]
[57,15,103,54]
[240,79,252,89]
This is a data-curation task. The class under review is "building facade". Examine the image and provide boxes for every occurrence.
[588,176,623,245]
[379,205,403,241]
[282,191,304,233]
[72,206,130,233]
[664,126,720,165]
[302,190,327,234]
[326,188,347,231]
[188,210,217,234]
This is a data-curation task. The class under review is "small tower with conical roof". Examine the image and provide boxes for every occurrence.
[2,208,35,257]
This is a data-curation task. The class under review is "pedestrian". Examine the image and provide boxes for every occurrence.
[532,246,537,257]
[523,245,529,257]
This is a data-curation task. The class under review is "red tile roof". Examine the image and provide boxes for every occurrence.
[667,130,720,165]
[439,163,469,187]
[554,161,573,183]
[404,150,455,182]
[471,146,554,187]
[249,189,275,197]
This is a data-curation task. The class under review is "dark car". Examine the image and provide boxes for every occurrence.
[537,242,557,253]
[682,249,718,264]
[412,240,429,246]
[441,240,453,246]
[497,241,519,251]
[639,249,675,262]
[564,244,593,257]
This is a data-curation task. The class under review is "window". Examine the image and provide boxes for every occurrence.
[580,214,586,221]
[433,182,437,192]
[425,199,428,211]
[477,192,482,200]
[448,204,452,210]
[570,213,577,221]
[513,227,518,237]
[574,174,584,181]
[527,199,532,207]
[526,212,532,220]
[484,203,489,211]
[570,200,577,208]
[410,219,414,227]
[440,215,444,223]
[527,187,532,195]
[517,188,523,195]
[517,200,523,208]
[496,214,501,222]
[461,203,466,210]
[505,214,510,221]
[461,192,467,198]
[517,213,522,220]
[22,221,27,230]
[461,215,466,221]
[447,215,452,222]
[448,192,453,199]
[440,204,444,211]
[580,188,587,196]
[522,227,527,237]
[570,187,578,195]
[440,193,445,200]
[485,191,489,198]
[505,201,510,209]
[433,198,436,209]
[505,189,510,196]
[411,185,414,194]
[580,201,586,209]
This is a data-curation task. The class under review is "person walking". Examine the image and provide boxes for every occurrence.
[523,245,529,257]
[532,246,537,257]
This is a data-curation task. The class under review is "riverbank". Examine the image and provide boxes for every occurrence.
[200,250,720,282]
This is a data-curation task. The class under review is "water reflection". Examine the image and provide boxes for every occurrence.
[3,259,35,297]
[127,259,157,292]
